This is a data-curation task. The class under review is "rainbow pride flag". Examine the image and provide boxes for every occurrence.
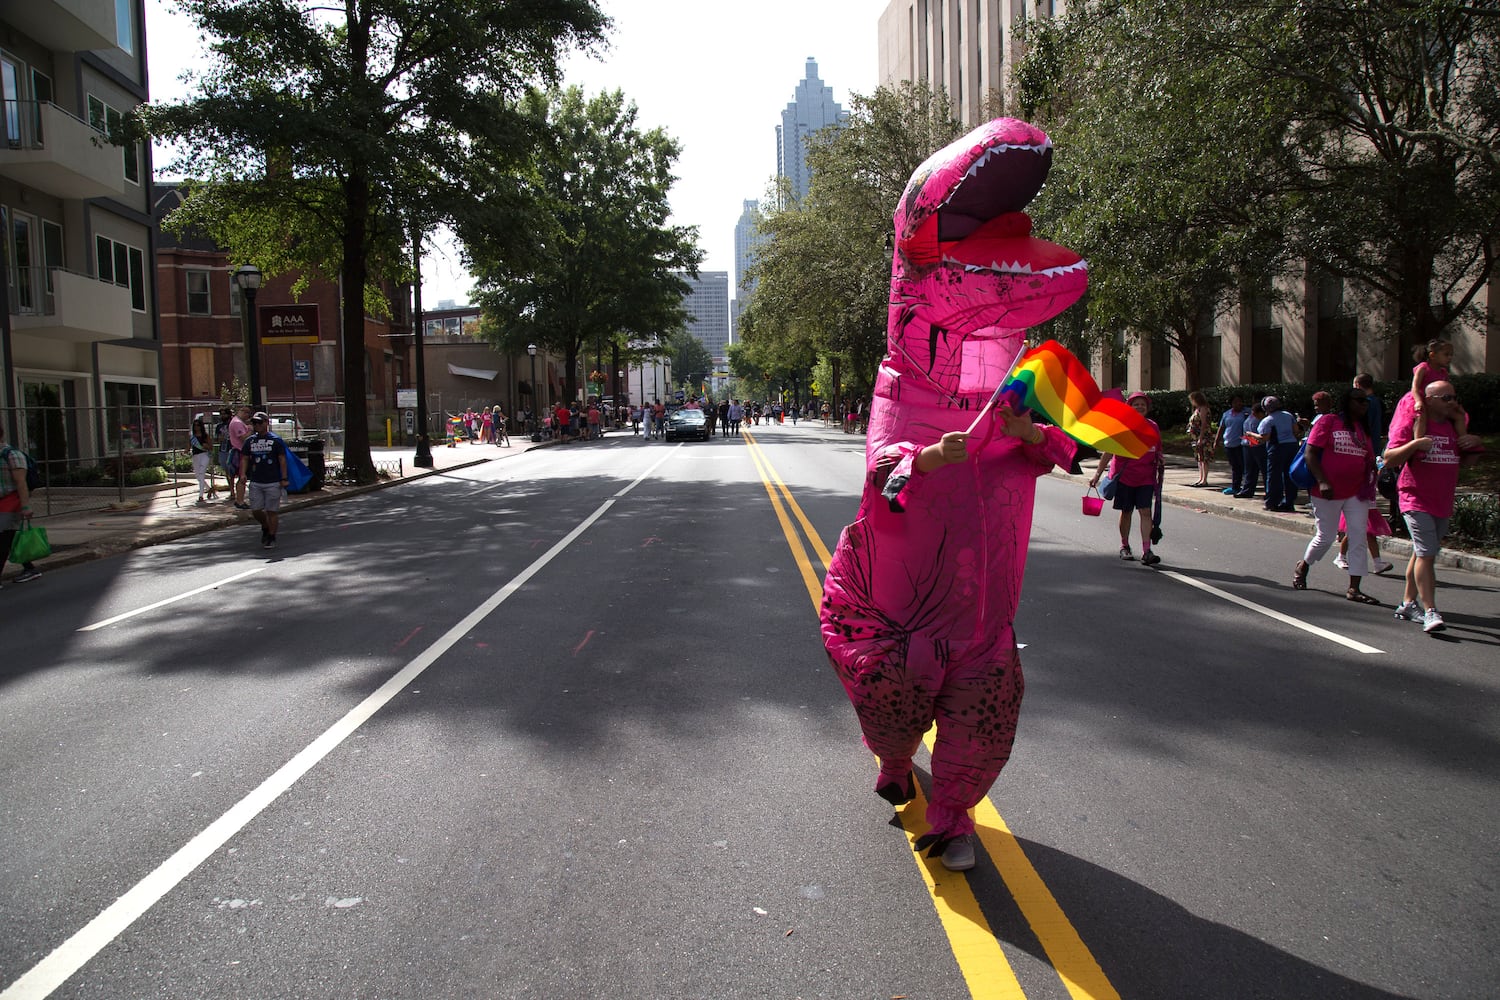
[1003,340,1159,458]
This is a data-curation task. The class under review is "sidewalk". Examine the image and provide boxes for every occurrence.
[0,434,554,583]
[5,423,1496,582]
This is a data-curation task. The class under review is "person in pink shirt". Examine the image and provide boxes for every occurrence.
[1384,380,1483,632]
[227,405,253,508]
[1088,391,1164,565]
[1291,389,1378,602]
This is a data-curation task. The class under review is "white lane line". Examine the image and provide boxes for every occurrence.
[1159,569,1383,654]
[77,567,268,632]
[4,450,677,1000]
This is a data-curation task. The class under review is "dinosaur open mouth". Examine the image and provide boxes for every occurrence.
[938,139,1053,240]
[940,211,1086,280]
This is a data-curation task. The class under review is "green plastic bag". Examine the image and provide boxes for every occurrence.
[9,524,50,564]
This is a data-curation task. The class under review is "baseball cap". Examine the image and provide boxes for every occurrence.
[1261,396,1280,410]
[1126,391,1150,407]
[252,411,269,422]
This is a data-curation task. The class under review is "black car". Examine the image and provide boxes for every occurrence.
[664,407,711,441]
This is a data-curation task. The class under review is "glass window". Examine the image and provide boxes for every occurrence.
[104,381,161,450]
[88,95,105,132]
[41,220,62,296]
[113,241,128,288]
[96,234,113,282]
[229,279,242,317]
[186,270,210,314]
[115,0,134,55]
[127,246,144,311]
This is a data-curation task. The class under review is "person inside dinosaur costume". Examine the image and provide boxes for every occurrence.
[819,118,1089,871]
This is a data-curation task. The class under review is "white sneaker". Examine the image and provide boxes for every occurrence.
[1393,601,1423,622]
[941,834,976,872]
[1333,554,1348,569]
[1423,609,1446,633]
[1371,559,1394,574]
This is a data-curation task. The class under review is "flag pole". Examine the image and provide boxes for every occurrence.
[965,340,1030,435]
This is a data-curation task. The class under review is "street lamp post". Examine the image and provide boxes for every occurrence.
[527,343,539,441]
[233,263,263,408]
[411,228,433,468]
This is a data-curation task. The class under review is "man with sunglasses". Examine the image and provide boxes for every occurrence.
[1384,381,1483,633]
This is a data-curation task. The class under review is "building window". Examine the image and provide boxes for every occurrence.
[229,280,242,317]
[87,94,141,184]
[115,0,135,55]
[96,235,147,312]
[104,381,160,450]
[186,269,211,315]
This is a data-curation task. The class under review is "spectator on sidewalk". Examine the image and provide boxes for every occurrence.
[1257,396,1300,512]
[190,414,216,504]
[1237,402,1267,498]
[1386,380,1484,633]
[240,412,289,550]
[1088,391,1164,565]
[0,424,42,585]
[1220,395,1247,496]
[1291,389,1379,604]
[1188,390,1214,487]
[228,405,254,509]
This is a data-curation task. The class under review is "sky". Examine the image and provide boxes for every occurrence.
[143,0,892,307]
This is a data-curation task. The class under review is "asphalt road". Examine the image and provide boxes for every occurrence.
[2,424,1496,1000]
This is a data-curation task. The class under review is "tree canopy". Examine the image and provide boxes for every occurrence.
[471,86,703,404]
[1016,0,1500,381]
[142,0,608,480]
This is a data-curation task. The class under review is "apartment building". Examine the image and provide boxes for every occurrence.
[1,0,160,464]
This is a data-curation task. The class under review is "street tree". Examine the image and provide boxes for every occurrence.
[1014,5,1293,388]
[142,0,607,482]
[472,86,703,404]
[744,81,971,399]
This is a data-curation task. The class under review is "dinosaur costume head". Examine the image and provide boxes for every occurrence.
[888,118,1087,395]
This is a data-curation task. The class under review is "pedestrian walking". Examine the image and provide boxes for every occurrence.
[1088,391,1164,565]
[1386,381,1484,633]
[0,424,42,585]
[1290,389,1379,603]
[228,405,253,509]
[190,413,216,504]
[239,412,289,549]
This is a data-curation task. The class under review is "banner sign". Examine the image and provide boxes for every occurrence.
[259,303,321,344]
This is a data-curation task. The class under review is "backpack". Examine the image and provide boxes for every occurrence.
[2,445,42,491]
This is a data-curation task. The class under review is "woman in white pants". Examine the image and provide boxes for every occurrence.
[190,414,215,503]
[1291,389,1379,603]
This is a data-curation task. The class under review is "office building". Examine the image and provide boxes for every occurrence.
[677,270,730,361]
[776,58,848,205]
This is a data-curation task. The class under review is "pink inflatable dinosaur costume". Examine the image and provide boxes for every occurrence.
[820,118,1088,860]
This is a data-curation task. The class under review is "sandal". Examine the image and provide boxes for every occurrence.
[1292,561,1309,590]
[1346,589,1380,605]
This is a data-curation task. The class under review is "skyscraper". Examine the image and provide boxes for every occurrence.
[776,58,848,205]
[676,270,730,362]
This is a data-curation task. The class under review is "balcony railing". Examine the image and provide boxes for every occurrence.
[0,99,127,200]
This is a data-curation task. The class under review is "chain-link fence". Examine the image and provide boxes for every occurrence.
[1,400,344,516]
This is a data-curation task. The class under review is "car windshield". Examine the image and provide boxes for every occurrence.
[671,410,704,423]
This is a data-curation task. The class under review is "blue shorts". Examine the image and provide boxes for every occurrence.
[1112,482,1154,511]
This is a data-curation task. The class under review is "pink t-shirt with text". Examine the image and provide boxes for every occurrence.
[1306,415,1372,499]
[1388,412,1461,518]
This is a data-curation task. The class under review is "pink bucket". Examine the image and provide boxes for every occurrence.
[1082,489,1104,516]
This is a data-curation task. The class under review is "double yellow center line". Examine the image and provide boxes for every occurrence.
[742,430,1119,1000]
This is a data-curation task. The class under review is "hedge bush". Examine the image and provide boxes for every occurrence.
[125,466,168,486]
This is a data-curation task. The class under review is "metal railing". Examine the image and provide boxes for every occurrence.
[1,402,345,516]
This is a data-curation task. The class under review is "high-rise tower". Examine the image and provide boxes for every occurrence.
[775,58,848,205]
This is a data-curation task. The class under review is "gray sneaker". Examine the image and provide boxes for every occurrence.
[1393,601,1423,622]
[1423,609,1446,633]
[941,834,976,872]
